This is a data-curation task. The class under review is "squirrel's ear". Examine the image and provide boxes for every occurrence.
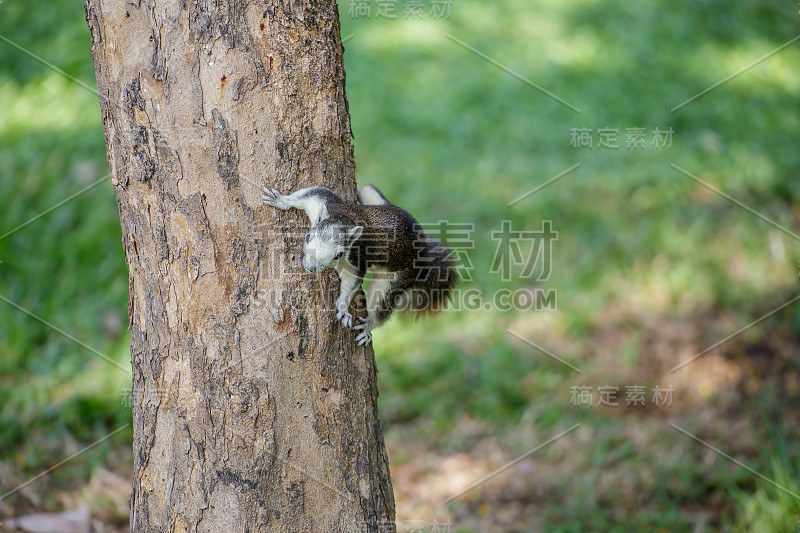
[347,226,363,245]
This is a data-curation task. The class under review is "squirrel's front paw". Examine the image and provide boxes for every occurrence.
[354,330,372,346]
[336,309,353,329]
[261,186,289,209]
[353,317,373,346]
[335,299,353,328]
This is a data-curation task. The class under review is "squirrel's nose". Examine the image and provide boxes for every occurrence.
[301,257,320,273]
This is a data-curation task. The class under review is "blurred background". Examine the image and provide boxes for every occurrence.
[1,0,799,531]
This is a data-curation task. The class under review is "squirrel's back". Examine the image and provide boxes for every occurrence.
[351,185,459,314]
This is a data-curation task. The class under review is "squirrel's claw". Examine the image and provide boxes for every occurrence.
[261,187,287,209]
[335,299,353,328]
[355,331,372,346]
[336,310,353,329]
[353,317,373,345]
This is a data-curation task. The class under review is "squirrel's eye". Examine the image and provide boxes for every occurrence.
[334,251,343,260]
[305,234,311,243]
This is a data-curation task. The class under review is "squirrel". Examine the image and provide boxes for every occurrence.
[261,184,459,345]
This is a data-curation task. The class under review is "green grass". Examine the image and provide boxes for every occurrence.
[1,0,799,529]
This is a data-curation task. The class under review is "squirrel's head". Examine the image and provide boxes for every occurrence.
[302,220,363,273]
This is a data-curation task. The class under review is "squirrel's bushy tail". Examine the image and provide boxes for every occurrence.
[399,235,459,315]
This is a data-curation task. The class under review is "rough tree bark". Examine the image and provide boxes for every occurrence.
[84,1,395,531]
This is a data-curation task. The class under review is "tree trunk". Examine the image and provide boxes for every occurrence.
[84,1,395,531]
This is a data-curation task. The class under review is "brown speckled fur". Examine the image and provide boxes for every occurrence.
[328,190,457,316]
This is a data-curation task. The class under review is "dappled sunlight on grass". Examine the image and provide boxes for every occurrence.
[0,0,798,529]
[678,38,800,97]
[357,18,448,50]
[0,76,101,136]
